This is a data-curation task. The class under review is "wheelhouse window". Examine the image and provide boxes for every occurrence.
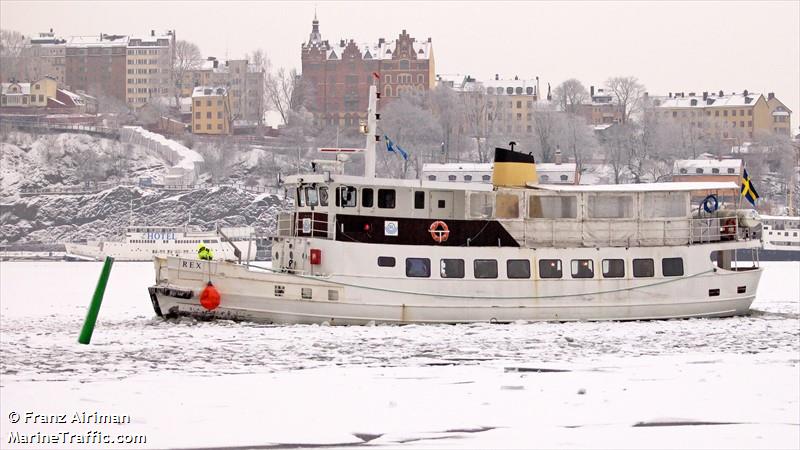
[362,188,374,208]
[377,256,396,267]
[406,258,431,277]
[662,257,684,277]
[588,195,634,219]
[602,259,625,278]
[319,187,329,206]
[378,189,396,208]
[336,186,357,207]
[495,193,519,219]
[528,195,577,219]
[633,258,655,278]
[440,259,465,278]
[539,259,562,278]
[469,192,494,218]
[507,259,531,279]
[571,259,594,278]
[474,259,498,279]
[304,187,319,207]
[414,191,425,209]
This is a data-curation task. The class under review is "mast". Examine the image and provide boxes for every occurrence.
[364,83,378,179]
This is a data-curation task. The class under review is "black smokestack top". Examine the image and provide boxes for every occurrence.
[494,146,535,164]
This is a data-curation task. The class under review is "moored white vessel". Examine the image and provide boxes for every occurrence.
[67,225,257,262]
[148,84,764,324]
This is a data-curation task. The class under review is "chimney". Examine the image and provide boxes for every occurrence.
[514,75,518,80]
[50,28,53,33]
[495,74,499,81]
[590,85,595,97]
[719,90,724,96]
[702,91,708,100]
[743,89,749,96]
[547,83,551,101]
[555,146,562,164]
[379,38,385,45]
[151,29,155,37]
[768,92,775,100]
[669,92,672,98]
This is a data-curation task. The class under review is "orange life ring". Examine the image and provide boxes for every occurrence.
[722,217,737,238]
[429,220,450,243]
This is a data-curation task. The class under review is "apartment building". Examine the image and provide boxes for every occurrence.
[573,86,625,125]
[65,34,128,102]
[22,29,67,85]
[1,76,85,112]
[482,75,548,135]
[126,31,175,108]
[181,57,264,123]
[652,90,792,139]
[191,86,232,135]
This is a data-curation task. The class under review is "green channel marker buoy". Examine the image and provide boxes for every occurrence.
[78,256,114,344]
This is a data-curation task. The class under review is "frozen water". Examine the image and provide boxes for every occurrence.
[1,261,798,449]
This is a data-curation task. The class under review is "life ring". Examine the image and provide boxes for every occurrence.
[701,194,719,214]
[429,220,450,243]
[722,217,737,238]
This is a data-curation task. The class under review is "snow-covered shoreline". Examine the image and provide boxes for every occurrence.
[1,261,797,448]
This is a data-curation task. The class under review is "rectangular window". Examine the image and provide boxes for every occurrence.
[319,187,328,206]
[377,256,396,267]
[378,189,396,208]
[304,187,319,207]
[217,111,222,119]
[469,192,494,218]
[588,195,633,219]
[495,193,519,219]
[602,259,625,278]
[528,195,577,219]
[539,259,563,278]
[642,192,686,218]
[633,258,655,278]
[206,124,211,130]
[440,259,465,278]
[217,124,222,130]
[406,258,431,277]
[414,191,425,209]
[474,259,498,279]
[507,259,531,279]
[662,257,684,277]
[571,259,594,278]
[206,112,212,119]
[361,188,374,208]
[337,186,357,207]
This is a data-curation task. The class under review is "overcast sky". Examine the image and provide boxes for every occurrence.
[2,0,798,131]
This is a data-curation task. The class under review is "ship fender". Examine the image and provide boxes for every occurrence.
[200,282,221,311]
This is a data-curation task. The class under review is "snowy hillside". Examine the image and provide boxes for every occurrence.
[0,185,286,244]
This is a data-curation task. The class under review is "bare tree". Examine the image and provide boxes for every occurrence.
[429,84,465,163]
[558,113,595,170]
[266,67,297,125]
[173,40,203,104]
[530,105,564,163]
[605,76,645,124]
[249,49,271,124]
[553,79,589,113]
[379,91,441,178]
[0,29,30,81]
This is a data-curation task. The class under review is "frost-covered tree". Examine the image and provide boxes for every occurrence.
[553,79,589,114]
[605,76,645,124]
[378,91,441,179]
[173,40,203,104]
[266,67,298,125]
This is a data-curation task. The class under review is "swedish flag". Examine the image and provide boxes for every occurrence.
[740,169,760,207]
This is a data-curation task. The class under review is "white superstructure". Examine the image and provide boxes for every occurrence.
[67,226,257,262]
[760,215,800,252]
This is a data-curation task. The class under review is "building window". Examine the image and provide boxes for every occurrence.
[440,259,465,278]
[448,175,457,181]
[206,124,211,130]
[732,110,737,116]
[206,112,211,118]
[474,259,498,279]
[427,175,436,181]
[539,259,562,279]
[406,258,431,277]
[377,189,396,208]
[217,111,222,119]
[464,175,472,182]
[195,112,200,119]
[662,257,684,277]
[507,259,531,279]
[217,124,222,130]
[633,258,655,278]
[482,175,491,182]
[377,256,396,267]
[602,259,625,278]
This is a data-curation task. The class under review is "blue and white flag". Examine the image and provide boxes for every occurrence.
[385,135,409,161]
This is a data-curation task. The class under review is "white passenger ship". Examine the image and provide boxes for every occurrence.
[759,215,800,260]
[148,85,764,324]
[67,226,257,262]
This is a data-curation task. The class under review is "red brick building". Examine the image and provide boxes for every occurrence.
[300,14,435,128]
[65,34,128,102]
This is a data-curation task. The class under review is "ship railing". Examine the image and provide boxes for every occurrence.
[520,215,753,248]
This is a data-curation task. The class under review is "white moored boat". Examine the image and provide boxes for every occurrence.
[67,225,257,262]
[148,85,764,324]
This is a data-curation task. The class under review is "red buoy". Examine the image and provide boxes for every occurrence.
[199,282,220,311]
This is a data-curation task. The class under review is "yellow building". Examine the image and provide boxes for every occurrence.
[0,77,58,107]
[191,86,232,135]
[652,90,791,140]
[482,76,546,136]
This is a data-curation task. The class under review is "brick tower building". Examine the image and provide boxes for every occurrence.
[300,14,435,128]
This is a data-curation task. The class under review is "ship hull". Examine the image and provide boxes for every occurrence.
[149,253,762,324]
